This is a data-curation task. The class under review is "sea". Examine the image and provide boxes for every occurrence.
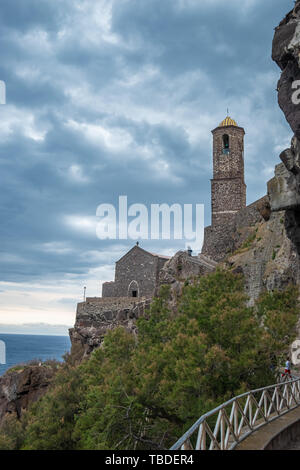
[0,334,71,376]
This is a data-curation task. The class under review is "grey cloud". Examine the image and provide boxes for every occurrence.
[0,0,294,290]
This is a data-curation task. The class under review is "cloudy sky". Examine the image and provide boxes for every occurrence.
[0,0,293,334]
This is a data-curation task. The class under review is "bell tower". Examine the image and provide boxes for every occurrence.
[211,116,246,230]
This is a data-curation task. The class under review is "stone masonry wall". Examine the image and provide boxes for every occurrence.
[212,126,245,180]
[76,296,149,326]
[211,178,247,227]
[202,223,236,262]
[211,125,246,231]
[115,249,158,297]
[102,246,168,298]
[202,196,271,262]
[101,281,117,297]
[70,296,152,359]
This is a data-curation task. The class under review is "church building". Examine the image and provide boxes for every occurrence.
[102,244,170,299]
[102,115,248,298]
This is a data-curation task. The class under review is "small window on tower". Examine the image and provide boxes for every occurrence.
[132,290,137,298]
[222,134,230,154]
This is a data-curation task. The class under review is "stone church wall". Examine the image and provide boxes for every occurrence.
[102,247,169,299]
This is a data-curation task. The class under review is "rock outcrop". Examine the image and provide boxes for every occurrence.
[0,365,56,424]
[225,210,300,304]
[219,4,300,340]
[69,296,151,361]
[268,0,300,300]
[268,160,300,212]
[210,2,300,310]
[270,1,300,212]
[272,1,300,140]
[157,251,216,295]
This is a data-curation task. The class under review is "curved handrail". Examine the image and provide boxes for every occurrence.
[170,374,300,450]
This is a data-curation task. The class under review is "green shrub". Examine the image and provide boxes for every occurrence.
[1,270,298,450]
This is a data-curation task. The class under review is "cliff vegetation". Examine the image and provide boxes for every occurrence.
[0,269,298,450]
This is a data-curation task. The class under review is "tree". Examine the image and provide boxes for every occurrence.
[1,269,298,450]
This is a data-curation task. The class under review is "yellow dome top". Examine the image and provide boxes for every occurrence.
[219,116,238,127]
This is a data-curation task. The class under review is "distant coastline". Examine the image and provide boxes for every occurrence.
[0,323,71,336]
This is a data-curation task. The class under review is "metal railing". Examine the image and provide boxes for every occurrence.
[170,374,300,450]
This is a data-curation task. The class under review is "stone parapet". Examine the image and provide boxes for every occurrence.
[70,296,152,360]
[76,296,149,325]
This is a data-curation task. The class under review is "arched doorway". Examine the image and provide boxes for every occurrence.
[128,280,139,298]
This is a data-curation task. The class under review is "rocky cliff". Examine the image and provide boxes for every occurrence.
[2,2,300,429]
[272,1,300,141]
[69,296,151,361]
[226,0,300,330]
[200,2,300,311]
[0,364,56,424]
[270,1,300,218]
[226,210,300,303]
